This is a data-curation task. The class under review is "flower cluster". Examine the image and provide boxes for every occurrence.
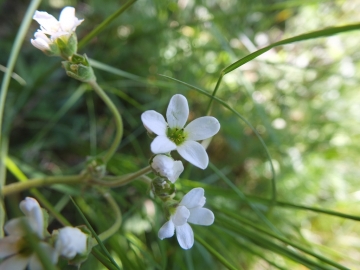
[31,7,83,58]
[141,94,219,249]
[0,197,90,270]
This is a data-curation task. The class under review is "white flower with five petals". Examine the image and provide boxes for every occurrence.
[151,154,184,183]
[158,188,214,249]
[32,6,83,39]
[0,197,58,270]
[141,94,220,169]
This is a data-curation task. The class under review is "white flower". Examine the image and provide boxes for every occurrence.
[141,94,220,169]
[55,227,88,259]
[151,154,184,183]
[0,197,58,270]
[32,6,83,39]
[31,30,53,51]
[158,188,214,249]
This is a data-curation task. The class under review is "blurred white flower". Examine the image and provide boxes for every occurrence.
[55,227,88,259]
[151,154,184,183]
[31,30,53,52]
[141,94,220,169]
[0,197,58,270]
[158,188,214,249]
[32,7,83,39]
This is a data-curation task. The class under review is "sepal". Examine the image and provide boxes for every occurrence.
[62,54,96,82]
[56,33,78,59]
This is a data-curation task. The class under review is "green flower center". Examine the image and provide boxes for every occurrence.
[167,127,187,145]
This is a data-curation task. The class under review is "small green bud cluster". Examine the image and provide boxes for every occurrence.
[62,53,96,82]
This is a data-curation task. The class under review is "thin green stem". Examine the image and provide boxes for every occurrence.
[209,163,281,236]
[30,189,72,227]
[88,80,123,163]
[92,166,152,187]
[245,195,360,222]
[78,0,137,49]
[70,196,121,270]
[97,191,122,242]
[92,248,120,270]
[218,210,348,270]
[2,175,86,196]
[31,84,88,145]
[194,234,238,270]
[206,73,223,115]
[0,0,41,144]
[2,166,152,196]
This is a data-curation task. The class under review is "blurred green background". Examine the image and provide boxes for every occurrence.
[1,0,360,269]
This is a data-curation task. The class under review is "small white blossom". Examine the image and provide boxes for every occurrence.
[158,188,214,249]
[141,94,220,169]
[0,197,58,270]
[55,227,88,259]
[31,30,53,51]
[32,6,83,39]
[151,154,184,183]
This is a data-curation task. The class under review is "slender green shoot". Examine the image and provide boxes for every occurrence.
[78,0,137,49]
[70,196,121,270]
[195,234,238,270]
[88,80,123,163]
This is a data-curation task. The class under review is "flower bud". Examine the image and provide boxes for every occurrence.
[150,155,184,183]
[151,177,176,201]
[53,226,91,265]
[62,54,96,82]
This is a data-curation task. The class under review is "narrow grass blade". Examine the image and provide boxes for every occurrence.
[218,210,348,270]
[0,0,41,143]
[31,84,87,145]
[195,234,238,270]
[78,0,137,49]
[209,162,282,236]
[69,196,121,270]
[92,248,120,270]
[223,23,360,75]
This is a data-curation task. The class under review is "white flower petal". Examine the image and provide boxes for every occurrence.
[188,208,214,226]
[151,155,183,182]
[59,6,83,32]
[141,110,167,136]
[185,116,220,141]
[151,136,177,154]
[171,206,190,226]
[180,188,205,209]
[166,94,189,129]
[28,243,58,270]
[158,220,175,239]
[175,223,194,250]
[4,217,28,236]
[33,11,59,34]
[20,197,44,238]
[0,235,22,259]
[31,38,51,51]
[170,160,184,183]
[151,155,173,176]
[55,227,87,259]
[177,140,209,169]
[34,31,52,44]
[0,253,30,270]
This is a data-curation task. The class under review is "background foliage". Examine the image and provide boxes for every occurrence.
[1,0,360,269]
